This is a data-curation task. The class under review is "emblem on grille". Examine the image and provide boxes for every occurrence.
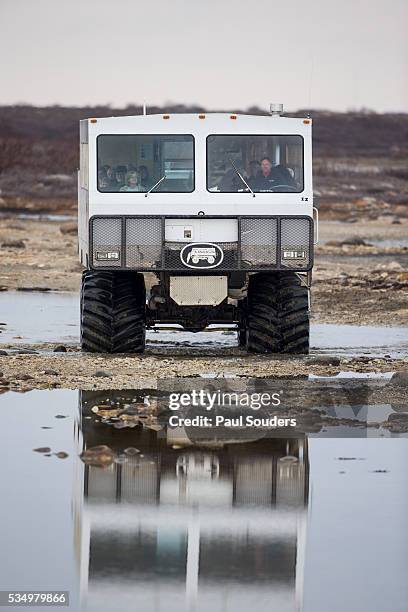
[180,243,224,269]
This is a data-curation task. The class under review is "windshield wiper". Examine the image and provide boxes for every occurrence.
[145,175,166,197]
[229,159,255,197]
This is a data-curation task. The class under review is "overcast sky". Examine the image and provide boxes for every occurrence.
[1,0,407,112]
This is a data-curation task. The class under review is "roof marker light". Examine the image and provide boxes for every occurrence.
[303,119,311,124]
[90,119,97,123]
[198,114,206,119]
[230,115,237,120]
[163,114,170,119]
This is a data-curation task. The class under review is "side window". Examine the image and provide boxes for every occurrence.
[97,134,194,193]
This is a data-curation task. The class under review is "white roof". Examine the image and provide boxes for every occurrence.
[85,113,311,135]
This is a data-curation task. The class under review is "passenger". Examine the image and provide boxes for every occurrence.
[138,165,152,190]
[100,165,118,189]
[98,170,110,191]
[248,160,260,180]
[119,170,144,192]
[114,166,127,190]
[252,157,296,191]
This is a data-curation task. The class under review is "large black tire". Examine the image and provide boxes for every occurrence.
[246,272,309,354]
[81,270,146,353]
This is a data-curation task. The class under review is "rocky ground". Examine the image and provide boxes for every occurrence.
[0,349,407,392]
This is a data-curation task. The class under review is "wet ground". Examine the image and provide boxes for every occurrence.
[0,388,407,612]
[1,291,408,359]
[0,290,407,390]
[0,219,407,608]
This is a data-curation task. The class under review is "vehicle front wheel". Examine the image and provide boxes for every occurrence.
[80,270,146,353]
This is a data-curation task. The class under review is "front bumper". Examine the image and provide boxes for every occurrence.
[89,215,314,272]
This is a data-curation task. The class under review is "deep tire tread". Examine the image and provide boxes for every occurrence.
[81,270,146,353]
[246,272,309,354]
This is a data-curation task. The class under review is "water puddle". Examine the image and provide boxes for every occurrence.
[369,237,408,249]
[0,388,407,611]
[0,212,76,222]
[0,292,407,358]
[0,291,78,344]
[311,324,408,358]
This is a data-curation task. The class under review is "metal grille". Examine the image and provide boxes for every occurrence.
[125,217,162,269]
[165,241,238,270]
[280,218,311,269]
[241,218,278,269]
[92,217,122,268]
[90,216,313,272]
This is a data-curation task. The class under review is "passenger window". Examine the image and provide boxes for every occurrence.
[97,135,194,193]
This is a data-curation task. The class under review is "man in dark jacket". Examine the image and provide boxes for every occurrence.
[251,157,297,192]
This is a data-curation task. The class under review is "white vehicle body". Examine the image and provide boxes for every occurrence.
[78,109,315,354]
[78,112,314,267]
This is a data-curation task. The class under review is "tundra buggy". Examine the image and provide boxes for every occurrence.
[78,104,317,353]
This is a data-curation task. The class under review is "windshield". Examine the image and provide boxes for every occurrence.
[97,134,194,193]
[207,135,303,193]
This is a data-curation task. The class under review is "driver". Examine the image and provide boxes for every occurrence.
[252,157,296,191]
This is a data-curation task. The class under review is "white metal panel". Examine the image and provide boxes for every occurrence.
[86,113,313,218]
[165,218,237,242]
[170,276,227,306]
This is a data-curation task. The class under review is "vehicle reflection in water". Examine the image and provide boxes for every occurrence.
[79,391,309,612]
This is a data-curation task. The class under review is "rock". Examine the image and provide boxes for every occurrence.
[1,239,25,248]
[358,356,373,363]
[93,370,113,377]
[14,349,39,355]
[0,350,7,356]
[325,240,343,247]
[384,412,408,433]
[388,370,408,387]
[80,445,115,467]
[43,369,58,375]
[54,451,69,459]
[59,222,78,235]
[392,217,401,224]
[16,373,34,381]
[53,345,67,352]
[308,356,341,366]
[375,261,403,272]
[341,237,372,246]
[33,447,51,453]
[17,287,52,292]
